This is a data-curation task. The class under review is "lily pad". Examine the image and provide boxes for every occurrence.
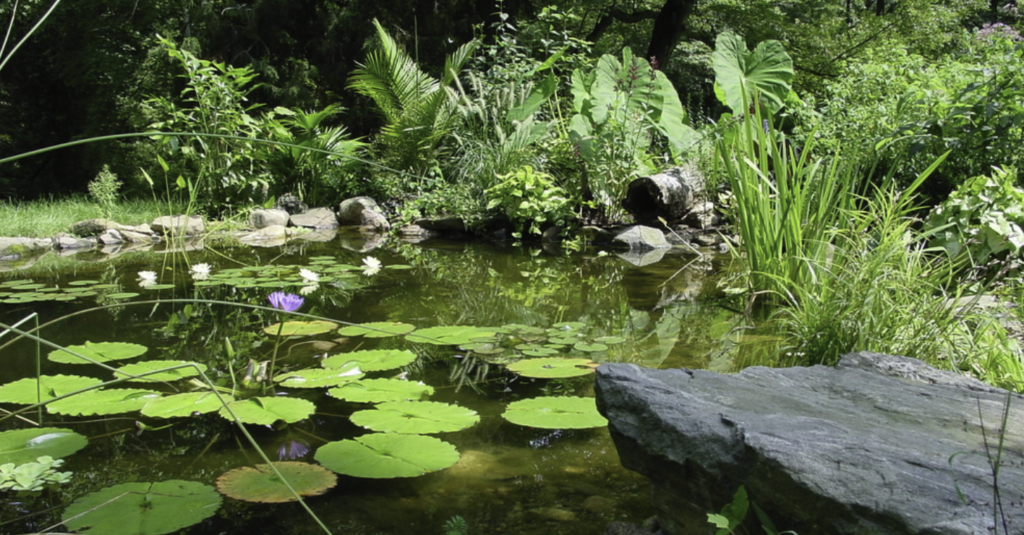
[0,427,88,465]
[502,396,608,429]
[275,364,364,388]
[315,434,460,478]
[407,326,498,346]
[321,349,417,373]
[141,392,235,418]
[216,462,336,503]
[106,292,140,299]
[521,347,559,357]
[350,401,479,434]
[62,480,222,535]
[506,357,597,378]
[264,320,338,336]
[48,388,162,416]
[593,336,627,345]
[48,341,148,364]
[113,360,207,382]
[338,322,417,338]
[0,375,103,404]
[328,378,434,403]
[573,342,609,352]
[219,397,315,425]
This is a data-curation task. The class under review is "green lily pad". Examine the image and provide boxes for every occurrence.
[549,336,581,345]
[264,320,338,336]
[142,284,177,291]
[68,280,100,286]
[113,360,207,382]
[62,480,222,535]
[141,392,234,418]
[315,434,459,478]
[593,336,627,345]
[328,378,434,403]
[338,322,417,338]
[407,326,498,346]
[106,292,140,299]
[48,341,148,364]
[47,388,162,416]
[384,264,413,270]
[0,427,88,465]
[521,347,559,357]
[498,324,546,335]
[0,375,103,405]
[464,343,505,355]
[502,396,608,429]
[321,349,418,373]
[274,365,364,388]
[350,401,479,434]
[573,342,609,352]
[506,357,597,378]
[216,462,337,503]
[219,397,315,426]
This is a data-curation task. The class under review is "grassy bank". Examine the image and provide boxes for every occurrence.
[0,196,169,238]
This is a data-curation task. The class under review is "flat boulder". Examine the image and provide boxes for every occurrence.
[610,225,670,250]
[338,196,383,225]
[289,207,338,229]
[151,215,205,237]
[595,352,1024,535]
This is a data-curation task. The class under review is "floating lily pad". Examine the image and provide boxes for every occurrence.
[141,392,234,418]
[68,280,100,286]
[219,397,315,425]
[407,326,498,345]
[264,320,338,336]
[106,292,140,299]
[521,347,559,357]
[593,336,627,345]
[48,388,162,416]
[0,375,103,404]
[275,364,364,388]
[0,427,88,465]
[216,462,336,503]
[62,480,222,535]
[498,324,546,335]
[573,342,609,352]
[48,341,148,364]
[321,349,417,373]
[350,401,479,434]
[502,396,608,429]
[113,360,207,382]
[384,264,413,270]
[315,434,459,478]
[338,322,417,338]
[327,378,434,403]
[142,284,177,291]
[549,336,581,345]
[506,357,597,378]
[464,343,505,355]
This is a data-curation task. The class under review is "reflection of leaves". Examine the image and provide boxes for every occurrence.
[62,480,222,535]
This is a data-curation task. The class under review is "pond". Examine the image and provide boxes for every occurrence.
[0,237,766,535]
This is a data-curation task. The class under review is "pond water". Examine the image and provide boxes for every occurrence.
[0,237,767,535]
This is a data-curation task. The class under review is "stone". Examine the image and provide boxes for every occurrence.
[610,225,670,250]
[274,193,308,214]
[594,352,1024,535]
[53,234,95,250]
[615,248,667,267]
[119,230,153,244]
[238,225,288,247]
[622,166,705,227]
[360,209,390,233]
[0,237,52,258]
[289,207,338,229]
[249,208,290,229]
[151,215,205,237]
[338,196,383,225]
[97,229,123,245]
[414,216,467,232]
[396,225,442,240]
[682,201,720,229]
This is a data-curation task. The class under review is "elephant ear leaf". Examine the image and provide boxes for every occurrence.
[712,31,793,116]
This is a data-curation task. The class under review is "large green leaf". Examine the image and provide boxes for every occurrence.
[406,325,498,346]
[328,378,434,403]
[315,433,459,478]
[47,389,162,416]
[338,322,417,338]
[219,397,315,425]
[350,401,479,434]
[0,427,88,465]
[216,462,336,503]
[62,480,222,535]
[113,360,207,382]
[141,392,234,419]
[712,31,793,115]
[506,357,597,378]
[48,341,148,364]
[321,349,417,372]
[263,320,338,336]
[0,375,102,404]
[502,397,608,429]
[275,365,364,388]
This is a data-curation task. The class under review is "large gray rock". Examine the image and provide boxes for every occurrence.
[595,352,1024,535]
[289,207,338,229]
[151,215,205,237]
[249,208,290,229]
[338,196,383,225]
[611,225,670,250]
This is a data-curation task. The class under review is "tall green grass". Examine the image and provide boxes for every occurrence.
[0,196,167,238]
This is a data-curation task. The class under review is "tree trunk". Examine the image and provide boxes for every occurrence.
[645,0,699,66]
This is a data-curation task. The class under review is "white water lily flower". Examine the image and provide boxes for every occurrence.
[299,268,319,283]
[362,256,382,276]
[137,271,157,287]
[299,284,319,296]
[190,263,212,280]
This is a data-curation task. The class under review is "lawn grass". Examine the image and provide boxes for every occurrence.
[0,196,170,238]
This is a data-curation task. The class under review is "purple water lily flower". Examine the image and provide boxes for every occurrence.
[268,291,304,312]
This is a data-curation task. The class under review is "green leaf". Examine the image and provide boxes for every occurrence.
[350,401,479,434]
[501,397,608,429]
[219,397,315,425]
[216,462,336,503]
[321,349,418,373]
[0,375,103,404]
[141,392,234,419]
[47,389,162,416]
[406,325,498,345]
[315,433,460,478]
[113,360,207,382]
[506,357,597,378]
[62,480,222,535]
[264,320,338,336]
[48,341,148,364]
[328,378,434,403]
[274,365,364,388]
[573,342,608,352]
[0,427,88,465]
[712,31,793,115]
[338,322,417,338]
